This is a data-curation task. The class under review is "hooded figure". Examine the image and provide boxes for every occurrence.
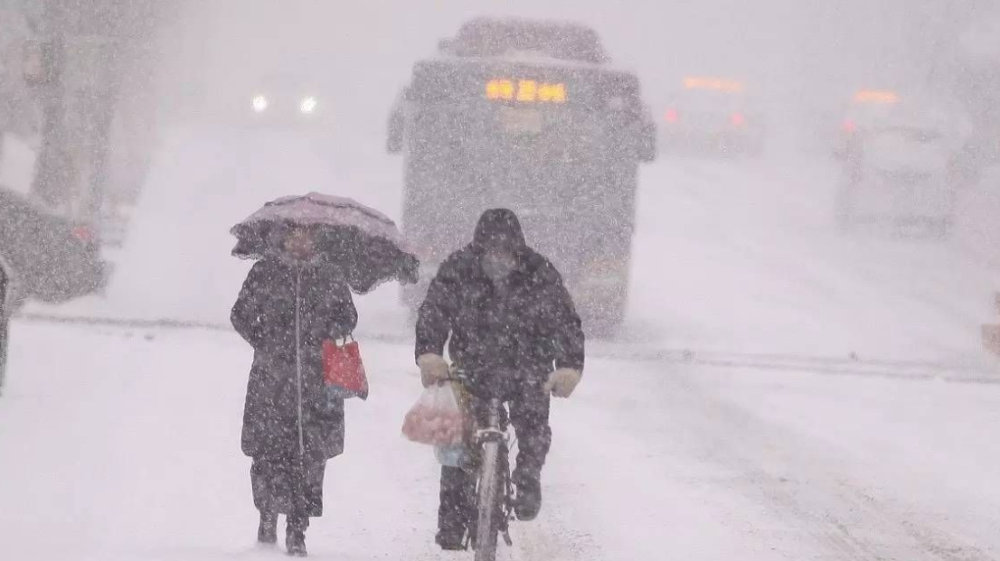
[414,208,585,549]
[231,227,357,556]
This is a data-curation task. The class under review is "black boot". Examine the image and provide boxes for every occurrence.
[513,471,541,521]
[286,516,308,557]
[257,511,277,545]
[437,466,473,550]
[435,528,466,551]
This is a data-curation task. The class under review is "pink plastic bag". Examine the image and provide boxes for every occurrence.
[401,383,466,446]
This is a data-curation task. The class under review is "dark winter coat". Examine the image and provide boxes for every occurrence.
[232,258,357,460]
[415,209,585,383]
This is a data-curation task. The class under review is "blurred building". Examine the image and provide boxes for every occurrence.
[2,0,180,244]
[0,1,39,141]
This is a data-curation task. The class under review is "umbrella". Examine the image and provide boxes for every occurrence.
[231,193,419,293]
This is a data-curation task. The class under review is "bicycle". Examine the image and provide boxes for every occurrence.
[448,369,517,561]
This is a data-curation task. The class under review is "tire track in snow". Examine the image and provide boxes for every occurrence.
[6,315,994,559]
[601,365,994,560]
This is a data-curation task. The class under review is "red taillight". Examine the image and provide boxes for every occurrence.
[730,112,746,127]
[664,108,679,123]
[842,119,857,133]
[72,226,95,243]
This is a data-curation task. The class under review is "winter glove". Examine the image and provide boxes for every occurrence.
[544,368,582,398]
[417,353,450,387]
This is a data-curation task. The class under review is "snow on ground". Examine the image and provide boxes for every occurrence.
[4,122,1000,559]
[2,322,998,560]
[23,125,408,333]
[17,124,1000,368]
[0,324,437,561]
[955,165,1000,268]
[629,154,1000,364]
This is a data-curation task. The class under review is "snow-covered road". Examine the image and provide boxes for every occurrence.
[1,322,998,560]
[25,126,1000,366]
[3,125,1000,559]
[629,155,1000,364]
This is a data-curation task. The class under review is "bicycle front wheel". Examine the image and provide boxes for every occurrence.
[474,440,501,561]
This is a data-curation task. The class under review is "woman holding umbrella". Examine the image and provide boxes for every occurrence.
[230,194,416,556]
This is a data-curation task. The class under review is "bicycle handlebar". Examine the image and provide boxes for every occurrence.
[446,364,522,401]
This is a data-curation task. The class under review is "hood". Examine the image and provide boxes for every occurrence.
[472,208,526,251]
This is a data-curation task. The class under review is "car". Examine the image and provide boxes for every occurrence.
[953,15,1000,178]
[387,17,656,332]
[833,91,972,234]
[833,89,903,159]
[659,77,766,157]
[0,187,109,308]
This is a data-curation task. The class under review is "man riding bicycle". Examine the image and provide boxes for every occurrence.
[415,208,585,550]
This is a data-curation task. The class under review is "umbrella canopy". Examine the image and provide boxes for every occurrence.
[231,193,418,293]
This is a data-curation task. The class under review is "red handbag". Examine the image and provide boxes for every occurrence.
[322,336,369,400]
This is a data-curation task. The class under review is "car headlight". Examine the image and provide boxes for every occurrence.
[300,96,318,114]
[252,95,268,113]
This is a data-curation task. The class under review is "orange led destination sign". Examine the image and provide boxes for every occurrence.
[486,79,567,103]
[852,90,900,104]
[683,77,744,93]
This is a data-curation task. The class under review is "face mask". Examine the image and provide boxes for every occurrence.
[482,251,517,282]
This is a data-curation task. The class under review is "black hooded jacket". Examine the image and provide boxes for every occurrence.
[415,209,585,380]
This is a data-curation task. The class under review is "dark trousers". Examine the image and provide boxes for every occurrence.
[438,384,551,534]
[251,452,326,530]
